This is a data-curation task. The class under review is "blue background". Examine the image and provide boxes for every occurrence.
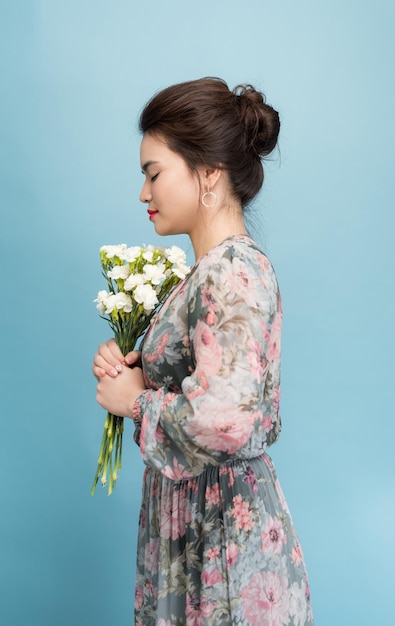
[1,1,394,624]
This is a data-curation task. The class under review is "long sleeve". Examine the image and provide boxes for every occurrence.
[132,240,282,480]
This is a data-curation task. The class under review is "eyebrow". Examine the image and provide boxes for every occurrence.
[141,160,160,173]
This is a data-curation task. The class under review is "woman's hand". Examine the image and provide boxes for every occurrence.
[92,339,144,418]
[95,365,145,419]
[92,338,141,379]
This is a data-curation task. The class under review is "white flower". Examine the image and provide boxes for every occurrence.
[103,293,117,314]
[97,292,131,314]
[133,283,159,313]
[94,290,110,314]
[142,244,156,262]
[113,292,133,313]
[289,580,308,626]
[124,273,146,291]
[118,246,142,263]
[107,265,130,280]
[100,244,127,259]
[143,262,166,285]
[165,245,187,265]
[173,263,190,280]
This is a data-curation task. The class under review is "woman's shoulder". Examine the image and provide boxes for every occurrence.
[186,234,280,314]
[198,234,275,275]
[188,234,279,296]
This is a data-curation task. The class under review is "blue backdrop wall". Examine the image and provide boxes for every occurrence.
[1,1,394,624]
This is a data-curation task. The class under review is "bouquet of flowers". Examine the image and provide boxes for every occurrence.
[91,243,190,495]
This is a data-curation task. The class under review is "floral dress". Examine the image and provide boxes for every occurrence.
[132,234,313,626]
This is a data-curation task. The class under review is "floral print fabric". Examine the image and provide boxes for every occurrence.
[132,235,313,625]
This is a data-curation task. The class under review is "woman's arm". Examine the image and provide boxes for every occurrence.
[132,246,281,479]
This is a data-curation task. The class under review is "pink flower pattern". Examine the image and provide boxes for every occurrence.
[201,568,223,586]
[226,542,239,567]
[206,546,220,561]
[240,571,292,626]
[231,494,254,531]
[193,319,222,376]
[205,484,220,507]
[291,544,304,567]
[132,236,313,625]
[183,401,256,454]
[261,515,287,555]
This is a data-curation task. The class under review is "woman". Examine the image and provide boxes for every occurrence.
[92,77,313,626]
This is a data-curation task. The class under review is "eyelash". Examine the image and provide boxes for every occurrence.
[151,173,159,182]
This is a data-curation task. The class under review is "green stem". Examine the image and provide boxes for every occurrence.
[91,268,183,495]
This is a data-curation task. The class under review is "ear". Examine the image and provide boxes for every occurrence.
[198,166,223,189]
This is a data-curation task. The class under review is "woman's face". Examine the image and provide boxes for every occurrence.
[139,133,201,237]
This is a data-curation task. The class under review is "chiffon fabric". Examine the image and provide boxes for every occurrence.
[132,235,313,626]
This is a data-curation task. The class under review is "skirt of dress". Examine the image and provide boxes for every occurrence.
[134,454,314,626]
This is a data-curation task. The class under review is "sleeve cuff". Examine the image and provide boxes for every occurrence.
[131,393,144,421]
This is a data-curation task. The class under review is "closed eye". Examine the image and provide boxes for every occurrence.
[151,173,159,182]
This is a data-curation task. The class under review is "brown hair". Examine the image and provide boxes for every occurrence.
[139,77,280,207]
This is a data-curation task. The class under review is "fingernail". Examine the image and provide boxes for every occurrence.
[115,364,122,372]
[125,356,132,364]
[110,368,118,377]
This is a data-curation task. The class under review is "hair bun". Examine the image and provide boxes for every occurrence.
[232,84,280,158]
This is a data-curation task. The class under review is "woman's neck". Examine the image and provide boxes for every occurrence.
[190,212,248,261]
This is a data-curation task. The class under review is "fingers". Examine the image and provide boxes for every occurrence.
[101,338,125,363]
[92,339,125,379]
[124,350,142,366]
[92,343,142,383]
[92,365,106,381]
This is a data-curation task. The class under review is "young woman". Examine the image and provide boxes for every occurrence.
[92,77,314,626]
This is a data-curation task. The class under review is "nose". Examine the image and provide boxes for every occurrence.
[139,179,152,203]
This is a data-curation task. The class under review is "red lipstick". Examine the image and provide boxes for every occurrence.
[147,209,158,220]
